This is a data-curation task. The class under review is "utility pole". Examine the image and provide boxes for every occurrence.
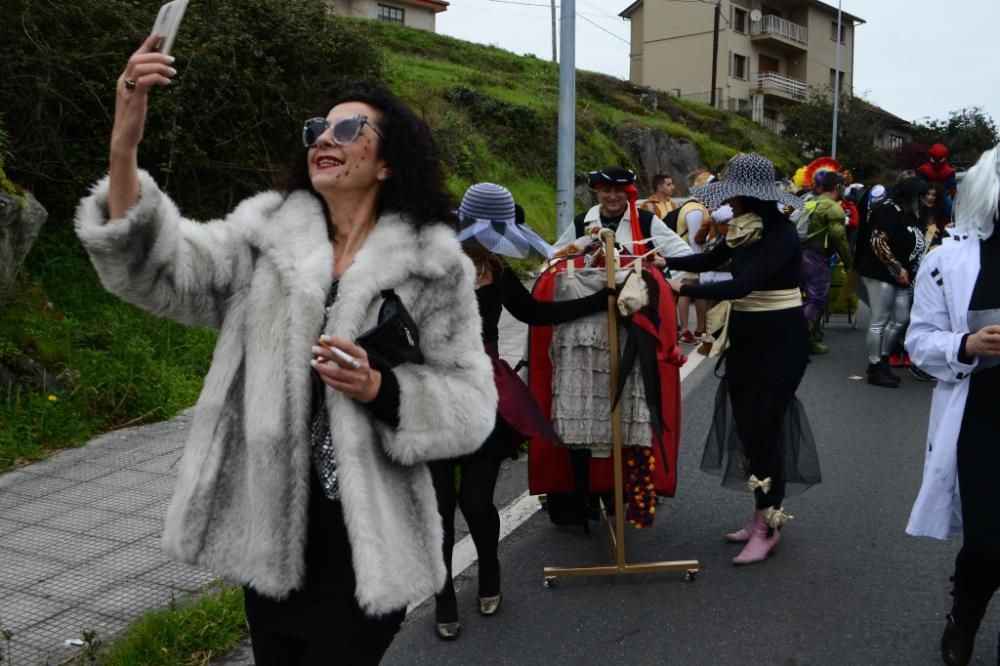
[831,0,843,159]
[550,0,557,63]
[556,0,576,239]
[710,0,721,108]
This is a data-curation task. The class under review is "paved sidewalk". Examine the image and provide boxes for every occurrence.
[0,310,528,665]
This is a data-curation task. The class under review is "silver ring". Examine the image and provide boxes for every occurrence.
[123,78,136,91]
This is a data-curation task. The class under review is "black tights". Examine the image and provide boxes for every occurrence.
[728,377,795,509]
[953,401,1000,626]
[429,454,503,623]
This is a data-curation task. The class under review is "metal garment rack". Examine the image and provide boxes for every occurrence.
[543,231,700,586]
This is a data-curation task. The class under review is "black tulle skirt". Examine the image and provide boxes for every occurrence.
[699,307,822,498]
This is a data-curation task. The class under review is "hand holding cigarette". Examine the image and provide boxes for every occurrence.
[311,335,381,403]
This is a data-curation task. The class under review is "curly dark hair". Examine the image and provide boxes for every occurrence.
[282,82,457,230]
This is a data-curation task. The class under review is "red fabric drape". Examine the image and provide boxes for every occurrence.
[526,256,684,497]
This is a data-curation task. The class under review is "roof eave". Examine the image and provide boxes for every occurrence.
[619,0,642,19]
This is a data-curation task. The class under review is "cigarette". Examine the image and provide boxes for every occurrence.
[328,345,362,369]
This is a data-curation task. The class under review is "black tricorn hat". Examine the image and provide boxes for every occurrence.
[587,166,636,188]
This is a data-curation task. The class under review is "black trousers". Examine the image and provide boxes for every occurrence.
[953,372,1000,618]
[428,427,507,622]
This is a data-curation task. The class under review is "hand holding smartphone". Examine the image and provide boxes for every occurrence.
[151,0,189,57]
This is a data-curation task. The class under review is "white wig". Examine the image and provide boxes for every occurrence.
[952,144,1000,238]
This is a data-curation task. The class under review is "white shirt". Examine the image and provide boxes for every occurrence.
[555,205,693,259]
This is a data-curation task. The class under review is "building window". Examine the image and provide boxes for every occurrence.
[733,7,747,34]
[829,68,848,92]
[732,53,747,80]
[889,135,904,150]
[830,20,846,43]
[378,4,405,24]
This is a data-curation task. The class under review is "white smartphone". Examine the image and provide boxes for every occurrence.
[151,0,189,57]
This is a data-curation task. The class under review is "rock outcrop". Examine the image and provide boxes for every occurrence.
[617,126,706,196]
[0,191,47,308]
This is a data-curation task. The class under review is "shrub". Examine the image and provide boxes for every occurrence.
[0,0,383,223]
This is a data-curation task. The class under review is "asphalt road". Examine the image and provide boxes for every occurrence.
[383,310,1000,665]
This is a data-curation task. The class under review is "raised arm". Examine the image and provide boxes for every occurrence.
[499,268,607,326]
[679,225,796,301]
[108,35,177,220]
[75,37,270,328]
[666,238,734,273]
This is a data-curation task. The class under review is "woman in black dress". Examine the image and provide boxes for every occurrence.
[664,154,820,566]
[905,145,1000,665]
[430,183,609,639]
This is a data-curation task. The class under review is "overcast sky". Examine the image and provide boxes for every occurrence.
[439,0,1000,127]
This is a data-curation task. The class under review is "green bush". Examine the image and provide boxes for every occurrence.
[0,0,383,224]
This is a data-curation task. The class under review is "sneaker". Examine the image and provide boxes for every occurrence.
[909,366,935,381]
[888,353,904,367]
[679,330,697,345]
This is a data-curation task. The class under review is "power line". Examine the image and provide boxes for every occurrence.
[578,13,630,44]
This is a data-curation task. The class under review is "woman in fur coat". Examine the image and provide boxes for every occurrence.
[905,145,1000,666]
[75,36,496,665]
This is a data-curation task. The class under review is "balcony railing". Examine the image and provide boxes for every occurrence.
[750,14,808,47]
[752,71,807,100]
[673,89,723,109]
[760,117,786,135]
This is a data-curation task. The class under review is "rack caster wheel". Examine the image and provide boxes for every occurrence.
[543,576,557,588]
[684,570,698,582]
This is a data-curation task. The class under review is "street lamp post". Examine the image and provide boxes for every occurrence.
[555,0,576,239]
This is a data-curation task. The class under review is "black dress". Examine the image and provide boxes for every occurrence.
[669,215,820,508]
[243,280,405,665]
[953,230,1000,600]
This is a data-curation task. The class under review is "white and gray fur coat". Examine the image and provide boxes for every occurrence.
[75,171,497,615]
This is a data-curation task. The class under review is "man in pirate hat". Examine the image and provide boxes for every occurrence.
[554,166,692,266]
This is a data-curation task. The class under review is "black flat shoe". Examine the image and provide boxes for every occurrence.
[941,614,974,666]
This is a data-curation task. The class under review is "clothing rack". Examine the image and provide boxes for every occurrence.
[543,230,700,586]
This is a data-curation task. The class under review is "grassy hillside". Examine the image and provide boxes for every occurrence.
[366,20,801,241]
[0,18,803,472]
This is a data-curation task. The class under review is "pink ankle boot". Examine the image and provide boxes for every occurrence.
[724,513,757,543]
[732,507,790,565]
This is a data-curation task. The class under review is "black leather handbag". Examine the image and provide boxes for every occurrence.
[356,289,424,369]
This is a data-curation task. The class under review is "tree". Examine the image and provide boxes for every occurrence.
[912,107,999,163]
[0,0,383,223]
[781,89,887,180]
